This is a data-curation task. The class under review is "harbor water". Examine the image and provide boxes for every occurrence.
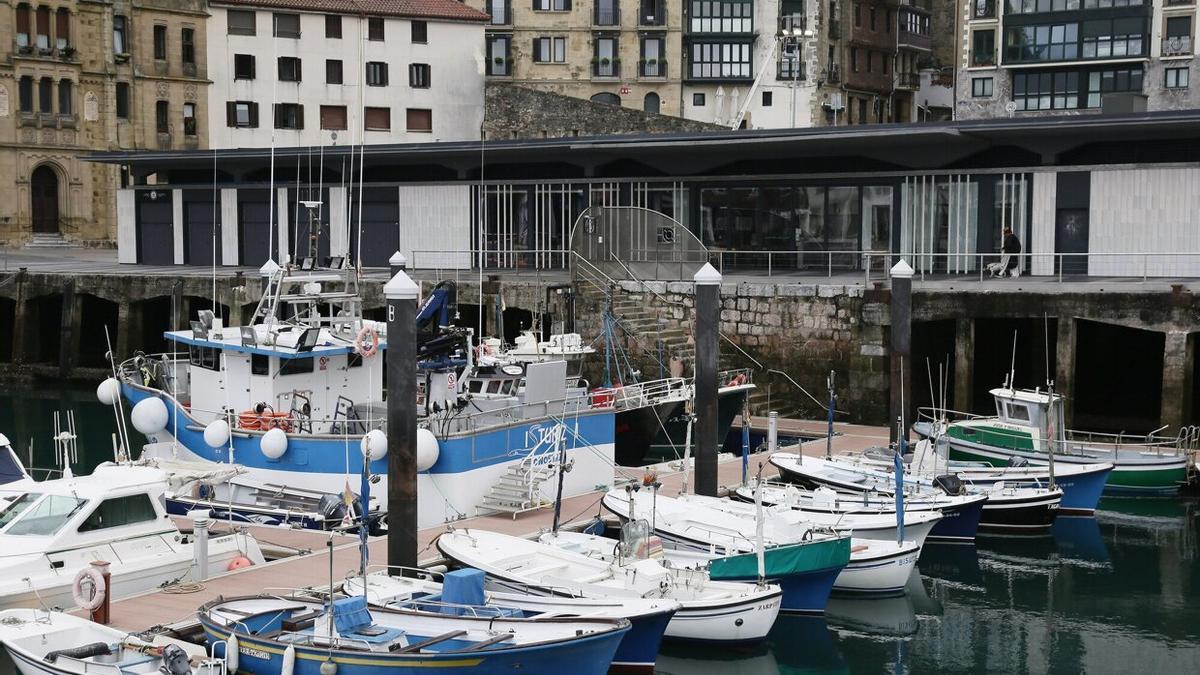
[3,384,1199,673]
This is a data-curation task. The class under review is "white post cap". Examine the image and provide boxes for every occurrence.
[693,262,722,286]
[259,259,280,277]
[384,269,419,300]
[890,259,914,279]
[389,251,407,267]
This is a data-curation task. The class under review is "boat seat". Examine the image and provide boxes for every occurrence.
[448,633,515,652]
[576,570,613,584]
[390,630,467,654]
[282,610,324,632]
[512,562,567,579]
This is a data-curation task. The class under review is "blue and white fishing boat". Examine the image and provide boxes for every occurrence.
[344,568,678,672]
[110,260,616,529]
[198,593,629,675]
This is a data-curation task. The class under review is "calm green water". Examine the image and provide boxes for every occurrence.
[3,385,1199,673]
[657,502,1200,674]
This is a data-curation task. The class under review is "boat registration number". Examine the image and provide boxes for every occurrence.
[240,647,270,660]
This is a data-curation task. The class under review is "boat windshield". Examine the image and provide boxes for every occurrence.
[1,494,87,536]
[0,493,43,529]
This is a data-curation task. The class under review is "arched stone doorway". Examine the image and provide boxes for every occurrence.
[30,165,60,234]
[644,93,660,114]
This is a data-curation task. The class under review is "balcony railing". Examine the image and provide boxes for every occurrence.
[1163,36,1193,56]
[639,59,666,77]
[593,59,620,77]
[595,3,619,26]
[898,29,931,50]
[896,71,920,89]
[827,63,841,83]
[779,13,807,34]
[487,57,511,76]
[639,0,666,26]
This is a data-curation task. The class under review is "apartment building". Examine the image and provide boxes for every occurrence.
[957,0,1200,118]
[0,1,209,247]
[208,0,488,147]
[473,0,683,116]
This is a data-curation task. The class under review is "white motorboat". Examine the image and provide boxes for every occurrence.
[0,607,221,675]
[0,464,265,610]
[601,488,921,596]
[436,528,782,644]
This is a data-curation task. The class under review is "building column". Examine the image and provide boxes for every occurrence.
[1055,316,1077,429]
[59,279,80,376]
[953,317,974,414]
[11,295,30,364]
[116,300,140,359]
[1160,331,1193,432]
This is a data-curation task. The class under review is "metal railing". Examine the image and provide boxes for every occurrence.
[1162,35,1192,56]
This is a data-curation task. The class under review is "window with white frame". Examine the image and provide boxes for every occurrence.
[1165,66,1189,89]
[689,0,752,33]
[689,42,751,79]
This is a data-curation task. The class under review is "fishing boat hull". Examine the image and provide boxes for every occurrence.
[614,398,687,466]
[123,385,616,529]
[977,490,1061,534]
[705,538,850,615]
[643,385,751,464]
[836,542,921,596]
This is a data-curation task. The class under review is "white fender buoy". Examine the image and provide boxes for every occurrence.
[226,634,239,672]
[96,378,121,406]
[416,428,440,472]
[204,419,231,448]
[130,397,169,435]
[281,644,296,675]
[360,429,388,462]
[261,427,288,459]
[71,567,106,612]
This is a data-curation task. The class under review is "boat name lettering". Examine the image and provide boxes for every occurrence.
[240,647,270,660]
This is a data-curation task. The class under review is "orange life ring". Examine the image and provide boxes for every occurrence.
[355,326,380,358]
[238,411,261,430]
[263,412,293,432]
[727,373,748,387]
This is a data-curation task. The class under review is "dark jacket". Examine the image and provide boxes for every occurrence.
[1002,233,1021,270]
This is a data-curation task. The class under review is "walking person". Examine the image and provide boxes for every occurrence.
[1002,227,1022,277]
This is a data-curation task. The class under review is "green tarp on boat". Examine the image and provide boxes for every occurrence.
[707,536,851,581]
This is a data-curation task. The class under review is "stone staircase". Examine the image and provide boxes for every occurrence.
[24,233,75,249]
[479,460,559,518]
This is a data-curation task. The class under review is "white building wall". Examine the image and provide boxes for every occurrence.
[399,185,473,270]
[1030,171,1056,276]
[207,7,484,148]
[1090,167,1200,277]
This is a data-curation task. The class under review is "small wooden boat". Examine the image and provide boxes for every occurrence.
[198,594,629,675]
[0,608,221,675]
[343,568,677,672]
[437,528,782,644]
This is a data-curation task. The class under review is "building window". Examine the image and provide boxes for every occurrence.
[115,82,129,118]
[854,3,862,27]
[640,35,664,76]
[18,76,32,112]
[182,28,195,65]
[38,77,52,113]
[227,10,255,36]
[156,100,169,133]
[488,35,511,76]
[1164,16,1192,56]
[182,102,197,135]
[153,25,167,60]
[227,101,258,127]
[689,0,752,33]
[1005,24,1080,63]
[971,76,993,97]
[326,59,343,84]
[274,103,304,129]
[1085,66,1142,107]
[534,37,567,63]
[595,0,618,26]
[113,15,128,54]
[320,105,348,130]
[57,79,71,115]
[368,17,384,41]
[364,106,390,130]
[409,63,431,88]
[35,6,48,49]
[406,108,432,132]
[689,42,751,79]
[234,54,256,80]
[412,20,428,43]
[1013,71,1078,110]
[487,0,512,25]
[1010,0,1143,13]
[366,61,389,86]
[594,36,619,77]
[326,14,342,38]
[866,50,874,73]
[851,47,859,72]
[762,90,772,106]
[972,29,995,67]
[535,0,571,9]
[55,8,69,50]
[974,0,996,19]
[278,56,302,82]
[1080,18,1145,59]
[693,92,705,105]
[869,7,876,31]
[1165,66,1189,89]
[273,13,300,38]
[16,4,30,49]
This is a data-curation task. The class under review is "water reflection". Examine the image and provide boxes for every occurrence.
[0,383,139,474]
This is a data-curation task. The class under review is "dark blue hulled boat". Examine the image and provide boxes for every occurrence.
[200,594,629,675]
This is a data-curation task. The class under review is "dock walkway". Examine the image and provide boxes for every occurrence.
[85,420,887,632]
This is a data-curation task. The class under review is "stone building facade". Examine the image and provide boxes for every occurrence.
[0,0,210,248]
[956,0,1200,119]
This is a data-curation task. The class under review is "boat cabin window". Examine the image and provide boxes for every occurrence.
[467,380,483,394]
[278,357,314,377]
[77,494,159,532]
[486,380,501,394]
[348,353,363,369]
[0,493,42,529]
[2,494,87,536]
[189,346,220,371]
[252,354,269,375]
[1005,402,1031,422]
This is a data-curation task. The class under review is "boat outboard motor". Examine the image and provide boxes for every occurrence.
[932,474,966,496]
[1007,455,1030,468]
[159,644,192,675]
[45,643,111,663]
[318,493,348,522]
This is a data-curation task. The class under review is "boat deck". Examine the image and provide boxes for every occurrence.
[76,419,888,633]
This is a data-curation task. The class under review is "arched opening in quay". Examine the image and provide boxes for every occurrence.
[136,297,175,355]
[969,318,1058,416]
[911,319,957,417]
[1073,320,1163,435]
[77,294,119,368]
[28,294,63,363]
[0,297,15,362]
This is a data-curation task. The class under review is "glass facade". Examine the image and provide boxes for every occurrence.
[689,0,753,33]
[1011,65,1142,110]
